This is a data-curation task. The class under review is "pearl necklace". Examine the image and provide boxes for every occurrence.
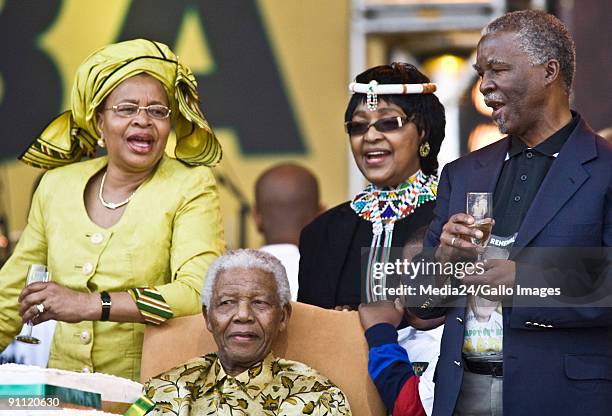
[98,172,135,210]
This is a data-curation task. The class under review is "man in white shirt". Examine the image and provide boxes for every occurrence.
[254,163,321,300]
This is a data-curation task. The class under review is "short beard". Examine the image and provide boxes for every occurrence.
[493,115,508,134]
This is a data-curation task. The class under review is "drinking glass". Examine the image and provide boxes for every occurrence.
[463,192,493,248]
[15,264,50,344]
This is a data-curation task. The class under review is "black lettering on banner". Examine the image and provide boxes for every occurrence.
[118,0,306,155]
[0,1,63,159]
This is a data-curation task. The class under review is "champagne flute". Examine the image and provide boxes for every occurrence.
[15,264,50,344]
[462,192,494,249]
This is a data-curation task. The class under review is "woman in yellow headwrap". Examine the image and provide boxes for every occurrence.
[0,39,225,380]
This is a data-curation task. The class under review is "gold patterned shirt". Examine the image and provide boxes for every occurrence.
[142,352,352,415]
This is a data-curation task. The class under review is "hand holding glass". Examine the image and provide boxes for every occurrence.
[462,192,493,247]
[15,264,50,344]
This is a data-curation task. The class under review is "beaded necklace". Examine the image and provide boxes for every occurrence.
[350,170,438,302]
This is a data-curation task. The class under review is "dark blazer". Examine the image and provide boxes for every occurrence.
[423,114,612,415]
[298,201,435,309]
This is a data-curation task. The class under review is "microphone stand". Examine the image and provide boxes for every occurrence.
[213,171,251,248]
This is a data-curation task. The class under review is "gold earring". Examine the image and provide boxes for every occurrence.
[97,136,106,148]
[419,141,430,157]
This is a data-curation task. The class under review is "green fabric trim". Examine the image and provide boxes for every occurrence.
[123,395,155,416]
[140,289,165,301]
[129,288,140,300]
[137,302,174,319]
[130,287,174,323]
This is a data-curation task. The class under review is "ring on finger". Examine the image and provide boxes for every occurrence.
[451,236,457,246]
[36,303,45,314]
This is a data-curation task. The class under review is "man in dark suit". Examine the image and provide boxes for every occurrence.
[414,9,611,416]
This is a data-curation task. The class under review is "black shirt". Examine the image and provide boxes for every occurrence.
[492,114,579,237]
[297,200,435,309]
[335,201,434,308]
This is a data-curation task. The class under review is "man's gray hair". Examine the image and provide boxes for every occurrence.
[482,9,575,94]
[201,249,291,307]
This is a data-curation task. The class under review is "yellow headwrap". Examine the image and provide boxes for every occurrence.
[20,38,222,169]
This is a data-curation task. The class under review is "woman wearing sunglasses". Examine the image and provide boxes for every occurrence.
[297,63,445,311]
[0,39,224,380]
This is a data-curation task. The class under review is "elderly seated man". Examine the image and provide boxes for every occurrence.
[137,249,351,415]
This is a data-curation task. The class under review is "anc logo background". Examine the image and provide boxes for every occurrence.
[0,0,349,247]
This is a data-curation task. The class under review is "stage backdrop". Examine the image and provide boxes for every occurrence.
[0,0,349,248]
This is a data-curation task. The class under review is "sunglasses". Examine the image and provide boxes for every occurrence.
[345,116,409,136]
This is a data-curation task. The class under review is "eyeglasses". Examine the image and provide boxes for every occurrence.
[345,116,408,136]
[104,103,171,120]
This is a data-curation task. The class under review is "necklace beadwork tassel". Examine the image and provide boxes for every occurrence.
[351,170,438,303]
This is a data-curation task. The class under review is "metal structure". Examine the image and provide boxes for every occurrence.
[347,0,506,197]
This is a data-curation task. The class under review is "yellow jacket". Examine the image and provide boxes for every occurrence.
[0,155,224,380]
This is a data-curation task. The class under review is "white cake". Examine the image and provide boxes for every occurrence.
[0,364,143,415]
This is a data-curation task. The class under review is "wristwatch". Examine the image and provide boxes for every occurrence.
[100,291,112,321]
